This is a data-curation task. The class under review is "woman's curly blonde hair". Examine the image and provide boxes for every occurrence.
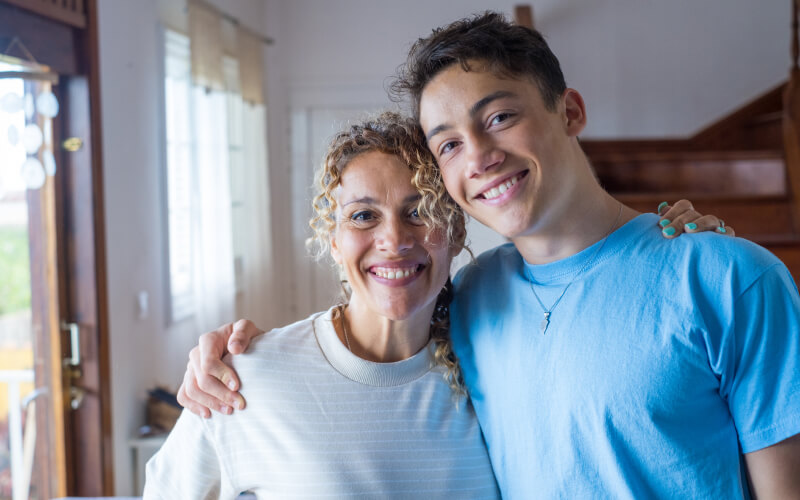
[307,111,469,396]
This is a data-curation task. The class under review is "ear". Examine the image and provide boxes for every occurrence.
[562,88,587,136]
[329,231,342,265]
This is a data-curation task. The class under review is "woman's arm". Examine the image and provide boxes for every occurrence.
[143,411,236,499]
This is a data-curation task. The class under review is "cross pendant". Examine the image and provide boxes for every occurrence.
[540,311,550,335]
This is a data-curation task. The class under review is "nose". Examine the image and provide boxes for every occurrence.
[465,132,504,178]
[375,216,415,254]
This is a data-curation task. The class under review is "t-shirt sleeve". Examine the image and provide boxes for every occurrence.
[722,264,800,453]
[143,410,236,499]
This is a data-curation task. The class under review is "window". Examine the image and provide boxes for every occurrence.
[162,19,271,329]
[163,30,194,321]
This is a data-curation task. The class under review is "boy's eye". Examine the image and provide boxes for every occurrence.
[440,141,458,156]
[490,112,512,126]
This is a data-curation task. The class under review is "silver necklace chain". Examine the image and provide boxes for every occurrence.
[526,204,623,335]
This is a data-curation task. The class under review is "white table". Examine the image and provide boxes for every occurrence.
[128,434,167,496]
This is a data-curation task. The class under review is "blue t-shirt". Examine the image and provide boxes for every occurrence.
[451,213,800,499]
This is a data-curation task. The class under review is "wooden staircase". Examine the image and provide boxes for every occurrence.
[581,2,800,285]
[583,82,794,238]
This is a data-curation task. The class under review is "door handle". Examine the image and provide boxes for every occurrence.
[60,321,82,379]
[61,322,87,410]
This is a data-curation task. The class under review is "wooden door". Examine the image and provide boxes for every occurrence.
[0,0,112,496]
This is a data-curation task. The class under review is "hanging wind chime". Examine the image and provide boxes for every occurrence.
[0,36,60,197]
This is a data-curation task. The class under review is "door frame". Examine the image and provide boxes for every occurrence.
[0,0,113,495]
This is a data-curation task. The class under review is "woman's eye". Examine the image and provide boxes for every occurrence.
[350,211,373,222]
[408,208,426,225]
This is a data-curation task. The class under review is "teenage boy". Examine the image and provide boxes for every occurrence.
[179,12,800,498]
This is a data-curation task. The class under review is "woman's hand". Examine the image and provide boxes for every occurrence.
[177,319,265,418]
[657,199,735,238]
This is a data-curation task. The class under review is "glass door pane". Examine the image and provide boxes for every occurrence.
[0,57,66,500]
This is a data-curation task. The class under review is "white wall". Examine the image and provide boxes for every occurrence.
[268,0,787,138]
[97,0,787,494]
[97,1,162,495]
[552,0,788,138]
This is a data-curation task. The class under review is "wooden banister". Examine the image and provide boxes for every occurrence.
[514,5,534,29]
[792,0,799,72]
[783,0,800,233]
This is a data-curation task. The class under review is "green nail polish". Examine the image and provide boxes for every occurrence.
[685,223,697,231]
[663,226,676,236]
[657,201,668,213]
[659,219,671,228]
[718,227,727,234]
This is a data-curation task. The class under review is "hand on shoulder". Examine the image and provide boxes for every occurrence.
[177,319,265,418]
[657,199,735,238]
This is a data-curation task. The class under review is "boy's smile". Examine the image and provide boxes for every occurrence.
[419,62,588,242]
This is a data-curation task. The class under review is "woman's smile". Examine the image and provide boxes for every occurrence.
[330,151,452,322]
[369,261,425,285]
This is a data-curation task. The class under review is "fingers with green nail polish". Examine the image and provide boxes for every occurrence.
[657,201,668,214]
[659,219,671,228]
[663,226,676,236]
[685,222,697,231]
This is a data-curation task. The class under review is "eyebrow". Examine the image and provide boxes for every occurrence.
[425,90,517,141]
[341,194,421,207]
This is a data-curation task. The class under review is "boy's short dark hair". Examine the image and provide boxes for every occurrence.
[392,11,567,116]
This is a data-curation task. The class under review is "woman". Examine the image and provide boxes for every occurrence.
[144,112,501,498]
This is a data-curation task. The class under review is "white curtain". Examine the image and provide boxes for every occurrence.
[237,103,273,327]
[159,2,274,332]
[190,87,236,330]
[181,1,272,329]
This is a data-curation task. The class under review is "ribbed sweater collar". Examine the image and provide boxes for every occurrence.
[313,307,435,387]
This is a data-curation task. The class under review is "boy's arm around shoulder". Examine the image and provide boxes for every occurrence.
[178,319,266,417]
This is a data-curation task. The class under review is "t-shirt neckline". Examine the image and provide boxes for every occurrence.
[523,213,656,285]
[312,307,436,387]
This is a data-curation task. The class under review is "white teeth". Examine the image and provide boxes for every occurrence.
[482,174,520,200]
[374,267,418,280]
